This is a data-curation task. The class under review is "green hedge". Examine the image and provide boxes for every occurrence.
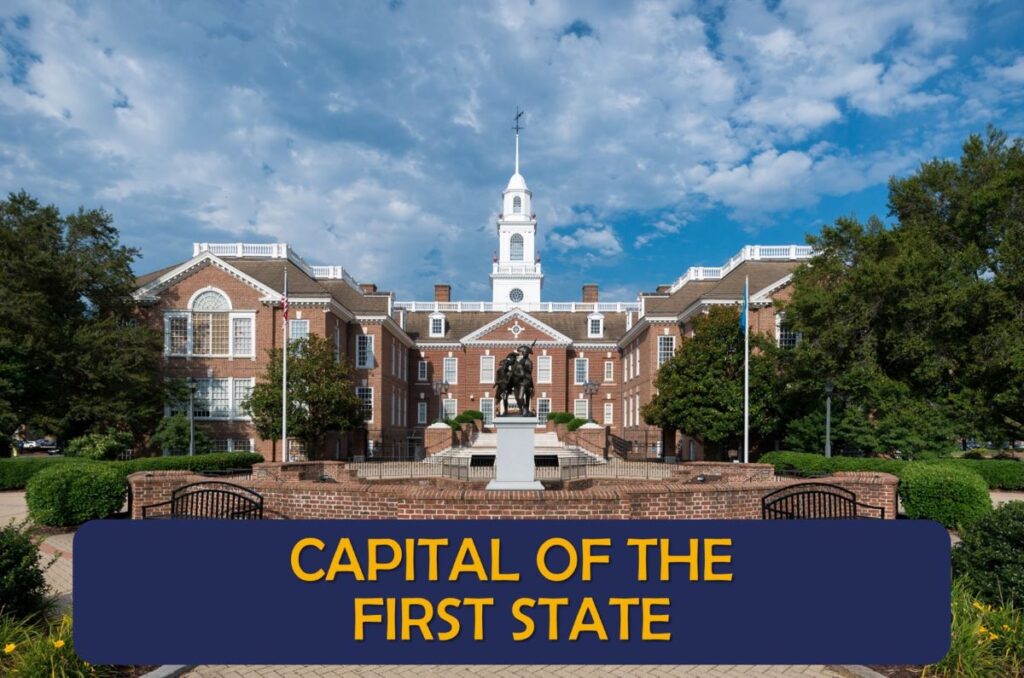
[64,431,133,460]
[567,418,587,432]
[0,452,263,490]
[461,410,484,421]
[899,464,991,529]
[26,463,127,527]
[548,412,574,424]
[758,451,1024,490]
[0,520,50,618]
[953,502,1024,608]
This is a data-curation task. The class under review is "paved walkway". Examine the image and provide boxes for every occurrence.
[184,665,855,677]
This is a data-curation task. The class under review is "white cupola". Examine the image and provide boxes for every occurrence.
[491,111,543,306]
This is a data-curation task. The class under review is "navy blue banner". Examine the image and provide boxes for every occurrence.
[74,520,950,665]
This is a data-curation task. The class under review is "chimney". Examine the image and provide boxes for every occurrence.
[582,284,599,303]
[656,285,671,294]
[434,284,451,302]
[360,283,377,294]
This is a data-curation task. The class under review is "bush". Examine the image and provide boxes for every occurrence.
[0,521,50,618]
[442,418,461,430]
[25,463,127,527]
[461,410,484,421]
[954,502,1024,608]
[899,463,991,529]
[148,414,212,455]
[566,418,587,432]
[64,431,133,460]
[943,458,1024,491]
[0,457,87,491]
[548,412,574,424]
[453,413,474,424]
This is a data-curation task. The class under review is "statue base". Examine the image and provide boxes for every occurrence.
[486,416,544,491]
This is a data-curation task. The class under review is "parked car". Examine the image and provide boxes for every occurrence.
[22,437,60,454]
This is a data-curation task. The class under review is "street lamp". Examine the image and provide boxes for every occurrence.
[582,381,600,423]
[824,382,834,458]
[432,380,450,423]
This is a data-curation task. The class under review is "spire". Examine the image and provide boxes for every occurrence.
[513,107,524,175]
[506,107,528,192]
[515,130,519,175]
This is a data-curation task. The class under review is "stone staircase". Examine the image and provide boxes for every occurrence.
[432,430,605,465]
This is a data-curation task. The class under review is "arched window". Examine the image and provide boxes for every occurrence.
[190,290,230,355]
[510,234,524,261]
[512,196,522,213]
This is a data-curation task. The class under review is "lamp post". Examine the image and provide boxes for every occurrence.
[432,380,450,423]
[824,382,833,458]
[583,381,600,422]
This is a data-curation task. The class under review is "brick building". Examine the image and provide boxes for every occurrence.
[133,133,811,461]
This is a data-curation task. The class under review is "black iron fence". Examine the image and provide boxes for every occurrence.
[609,432,665,461]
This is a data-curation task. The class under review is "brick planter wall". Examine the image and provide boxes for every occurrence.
[128,465,898,521]
[424,425,455,456]
[564,426,607,458]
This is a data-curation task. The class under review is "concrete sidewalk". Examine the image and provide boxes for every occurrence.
[184,665,857,677]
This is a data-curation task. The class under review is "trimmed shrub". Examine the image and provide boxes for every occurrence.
[953,502,1024,608]
[0,457,86,491]
[942,459,1024,491]
[442,418,461,430]
[0,521,50,618]
[566,418,587,432]
[25,463,127,527]
[461,410,484,421]
[549,412,574,425]
[899,463,991,529]
[64,431,133,460]
[757,451,835,476]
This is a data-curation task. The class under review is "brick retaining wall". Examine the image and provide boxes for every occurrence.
[128,463,898,521]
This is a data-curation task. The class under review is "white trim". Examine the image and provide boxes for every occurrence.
[443,356,458,385]
[603,401,613,426]
[188,286,233,311]
[417,401,428,424]
[356,386,374,424]
[417,360,428,382]
[429,311,446,338]
[574,398,589,420]
[134,252,279,302]
[537,355,552,384]
[574,357,589,385]
[750,273,794,302]
[356,334,375,369]
[229,312,256,358]
[479,354,495,384]
[604,360,614,382]
[460,309,573,345]
[587,312,604,338]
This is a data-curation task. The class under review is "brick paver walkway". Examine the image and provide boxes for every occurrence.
[185,665,853,677]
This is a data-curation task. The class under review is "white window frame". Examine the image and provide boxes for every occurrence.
[356,386,373,423]
[356,334,374,369]
[537,355,552,384]
[604,401,613,426]
[442,398,458,421]
[587,313,604,338]
[657,335,676,367]
[229,313,255,358]
[574,358,589,385]
[535,398,551,427]
[776,312,802,349]
[480,398,494,426]
[429,313,445,338]
[232,378,254,420]
[604,360,613,382]
[479,355,495,384]
[164,311,191,356]
[443,356,458,385]
[574,398,589,421]
[510,233,524,261]
[417,401,428,424]
[417,360,428,382]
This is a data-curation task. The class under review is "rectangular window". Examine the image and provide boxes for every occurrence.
[417,360,428,382]
[604,360,614,382]
[536,398,551,426]
[574,398,589,421]
[777,315,802,349]
[480,398,494,426]
[588,317,602,337]
[443,357,458,384]
[166,314,189,355]
[430,316,444,336]
[442,398,458,420]
[417,401,428,424]
[479,355,495,384]
[231,439,252,452]
[356,387,373,422]
[232,316,253,357]
[212,439,231,452]
[193,313,229,355]
[604,401,613,426]
[289,319,309,342]
[537,355,552,384]
[193,378,230,419]
[356,335,374,369]
[574,358,589,385]
[232,378,254,419]
[658,335,676,367]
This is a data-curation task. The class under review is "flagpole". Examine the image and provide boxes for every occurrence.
[281,267,288,463]
[743,275,750,464]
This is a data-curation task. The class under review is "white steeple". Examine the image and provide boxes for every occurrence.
[492,108,542,305]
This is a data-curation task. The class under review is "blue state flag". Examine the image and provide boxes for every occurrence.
[739,275,748,332]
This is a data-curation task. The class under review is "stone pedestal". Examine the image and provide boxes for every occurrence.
[486,416,544,491]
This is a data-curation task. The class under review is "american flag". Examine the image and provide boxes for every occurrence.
[282,292,289,326]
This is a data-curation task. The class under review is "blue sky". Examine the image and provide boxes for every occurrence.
[1,1,1022,302]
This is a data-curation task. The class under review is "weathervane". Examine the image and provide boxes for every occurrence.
[513,107,525,134]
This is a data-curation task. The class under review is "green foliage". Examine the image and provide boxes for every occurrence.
[63,431,133,461]
[643,306,779,452]
[899,463,991,529]
[148,414,213,455]
[442,418,461,430]
[0,192,166,443]
[461,410,484,421]
[247,335,363,457]
[954,502,1024,609]
[0,457,86,491]
[952,459,1024,491]
[782,128,1024,449]
[926,579,1024,677]
[26,463,127,527]
[0,613,114,677]
[0,521,50,619]
[548,412,574,424]
[454,413,474,424]
[567,418,587,432]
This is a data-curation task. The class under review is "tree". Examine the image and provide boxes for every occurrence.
[642,306,779,456]
[245,335,364,457]
[149,414,213,455]
[0,192,166,443]
[781,127,1024,452]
